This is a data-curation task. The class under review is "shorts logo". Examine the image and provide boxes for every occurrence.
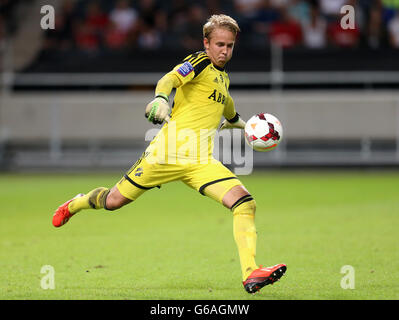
[135,167,144,177]
[177,61,194,77]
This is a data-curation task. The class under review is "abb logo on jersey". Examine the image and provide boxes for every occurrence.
[208,89,226,105]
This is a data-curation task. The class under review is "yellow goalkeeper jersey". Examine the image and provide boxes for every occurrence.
[146,51,237,163]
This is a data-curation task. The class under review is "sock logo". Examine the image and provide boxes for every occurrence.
[89,199,96,209]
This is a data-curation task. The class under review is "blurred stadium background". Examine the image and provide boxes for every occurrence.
[1,0,399,172]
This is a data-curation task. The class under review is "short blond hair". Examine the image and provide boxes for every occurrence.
[203,14,240,40]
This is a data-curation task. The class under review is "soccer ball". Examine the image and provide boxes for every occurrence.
[244,113,283,152]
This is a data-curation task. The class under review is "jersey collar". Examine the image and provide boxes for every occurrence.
[213,64,225,72]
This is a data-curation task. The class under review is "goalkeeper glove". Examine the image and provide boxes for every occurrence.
[219,113,246,130]
[145,93,170,124]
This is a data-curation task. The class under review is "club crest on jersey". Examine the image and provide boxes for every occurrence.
[177,61,194,77]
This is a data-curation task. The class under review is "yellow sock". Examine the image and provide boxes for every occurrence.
[232,198,258,281]
[68,187,110,214]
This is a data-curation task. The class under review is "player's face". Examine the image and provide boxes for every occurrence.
[204,28,235,68]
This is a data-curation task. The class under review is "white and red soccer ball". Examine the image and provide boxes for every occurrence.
[244,113,283,152]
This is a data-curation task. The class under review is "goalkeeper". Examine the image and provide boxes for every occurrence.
[52,14,286,294]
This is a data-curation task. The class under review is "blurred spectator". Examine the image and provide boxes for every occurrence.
[367,2,383,48]
[127,0,167,49]
[104,21,128,49]
[233,0,264,35]
[137,0,167,33]
[327,18,360,48]
[301,3,327,48]
[357,0,383,48]
[319,0,355,22]
[168,0,190,36]
[85,0,109,33]
[109,0,138,34]
[43,0,76,50]
[181,4,207,51]
[250,0,280,45]
[288,0,311,24]
[319,0,345,18]
[388,10,399,47]
[0,15,4,49]
[269,6,302,48]
[0,0,18,36]
[137,18,162,50]
[72,0,111,52]
[382,0,399,24]
[319,0,360,48]
[73,20,100,52]
[269,0,290,9]
[205,0,223,16]
[234,0,264,20]
[0,14,5,77]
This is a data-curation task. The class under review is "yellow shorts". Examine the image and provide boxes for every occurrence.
[116,152,243,202]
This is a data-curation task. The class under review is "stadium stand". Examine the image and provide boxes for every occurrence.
[8,0,399,79]
[1,0,399,170]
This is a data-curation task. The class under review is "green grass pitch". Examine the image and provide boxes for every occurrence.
[0,170,398,300]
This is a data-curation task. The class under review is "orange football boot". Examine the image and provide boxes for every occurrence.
[52,194,84,227]
[243,263,287,294]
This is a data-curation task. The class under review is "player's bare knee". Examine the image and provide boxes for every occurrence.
[104,194,121,211]
[222,185,250,208]
[104,199,118,211]
[105,187,131,211]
